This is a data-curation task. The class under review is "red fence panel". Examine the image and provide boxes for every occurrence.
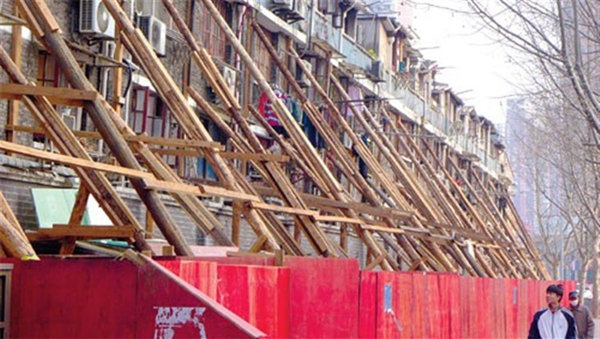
[477,278,491,338]
[411,273,428,338]
[286,257,360,338]
[375,272,413,339]
[136,260,265,338]
[426,274,442,338]
[216,265,290,338]
[13,259,138,338]
[359,271,378,338]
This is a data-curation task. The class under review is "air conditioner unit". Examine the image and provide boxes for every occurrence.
[370,60,385,82]
[220,65,238,94]
[79,0,116,39]
[138,15,167,57]
[296,60,312,87]
[135,0,156,16]
[62,113,78,130]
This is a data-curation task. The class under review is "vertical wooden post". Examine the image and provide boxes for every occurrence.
[6,4,22,151]
[145,209,155,239]
[232,200,241,246]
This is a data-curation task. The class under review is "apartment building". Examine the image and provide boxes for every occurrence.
[0,0,517,269]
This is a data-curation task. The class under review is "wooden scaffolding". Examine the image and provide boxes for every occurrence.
[0,0,548,278]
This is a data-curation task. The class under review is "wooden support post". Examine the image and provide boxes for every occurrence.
[6,3,22,151]
[232,200,241,246]
[145,209,155,239]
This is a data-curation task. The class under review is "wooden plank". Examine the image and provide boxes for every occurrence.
[249,201,319,217]
[4,125,223,149]
[0,92,86,107]
[0,140,156,179]
[143,178,260,202]
[360,224,405,235]
[312,215,363,224]
[28,225,135,240]
[151,148,289,162]
[0,83,97,101]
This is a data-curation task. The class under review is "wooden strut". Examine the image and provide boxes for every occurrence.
[0,44,152,254]
[101,0,288,252]
[23,0,197,256]
[377,107,510,277]
[160,0,341,257]
[250,22,406,270]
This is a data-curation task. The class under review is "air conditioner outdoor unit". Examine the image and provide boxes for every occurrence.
[138,15,167,57]
[220,65,238,94]
[371,60,385,82]
[79,0,116,39]
[296,60,312,87]
[135,0,156,16]
[62,113,78,130]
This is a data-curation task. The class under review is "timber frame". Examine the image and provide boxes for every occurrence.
[0,0,548,279]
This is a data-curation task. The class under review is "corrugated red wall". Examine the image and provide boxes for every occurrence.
[5,256,575,338]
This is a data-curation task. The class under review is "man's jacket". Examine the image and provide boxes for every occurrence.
[528,307,577,339]
[568,305,595,339]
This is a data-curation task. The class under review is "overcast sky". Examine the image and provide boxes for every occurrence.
[410,1,518,126]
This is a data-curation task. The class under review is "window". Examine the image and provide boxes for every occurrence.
[129,86,179,167]
[195,118,227,181]
[198,0,229,61]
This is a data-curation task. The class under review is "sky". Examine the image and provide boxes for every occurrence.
[409,1,518,126]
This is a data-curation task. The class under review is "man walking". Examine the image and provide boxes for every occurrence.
[528,284,577,339]
[568,290,595,339]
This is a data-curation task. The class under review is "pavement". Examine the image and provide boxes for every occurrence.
[595,319,600,338]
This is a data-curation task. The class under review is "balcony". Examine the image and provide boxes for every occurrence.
[312,11,341,52]
[340,34,374,72]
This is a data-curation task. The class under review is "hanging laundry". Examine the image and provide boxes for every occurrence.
[345,85,364,118]
[258,87,289,138]
[258,87,288,127]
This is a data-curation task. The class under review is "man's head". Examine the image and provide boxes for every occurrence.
[568,291,580,307]
[546,284,564,305]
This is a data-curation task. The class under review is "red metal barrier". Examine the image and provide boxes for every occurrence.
[285,257,360,338]
[5,256,578,338]
[426,274,442,338]
[358,271,378,339]
[216,265,290,338]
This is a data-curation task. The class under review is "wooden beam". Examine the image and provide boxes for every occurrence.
[0,83,97,100]
[312,215,363,224]
[249,201,319,217]
[28,225,135,241]
[0,140,156,179]
[143,178,260,203]
[151,148,289,162]
[4,125,223,149]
